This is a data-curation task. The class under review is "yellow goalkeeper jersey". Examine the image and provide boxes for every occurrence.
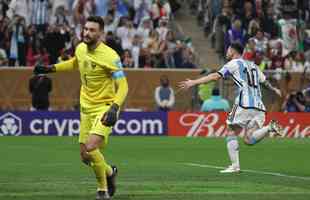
[55,42,126,113]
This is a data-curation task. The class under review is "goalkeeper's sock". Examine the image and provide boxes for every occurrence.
[249,126,270,144]
[89,149,109,191]
[106,163,113,177]
[226,136,239,168]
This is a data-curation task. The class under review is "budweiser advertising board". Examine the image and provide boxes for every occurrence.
[168,112,310,138]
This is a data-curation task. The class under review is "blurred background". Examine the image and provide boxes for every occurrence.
[0,2,310,199]
[0,0,309,113]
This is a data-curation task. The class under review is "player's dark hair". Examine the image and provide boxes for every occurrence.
[230,42,244,55]
[86,16,105,30]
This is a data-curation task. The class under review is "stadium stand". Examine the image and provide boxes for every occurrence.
[0,0,195,69]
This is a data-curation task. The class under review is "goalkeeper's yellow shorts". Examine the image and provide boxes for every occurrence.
[79,105,112,145]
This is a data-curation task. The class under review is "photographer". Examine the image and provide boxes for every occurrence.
[282,91,310,112]
[295,89,310,112]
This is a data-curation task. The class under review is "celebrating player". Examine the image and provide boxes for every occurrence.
[33,16,128,199]
[179,42,283,173]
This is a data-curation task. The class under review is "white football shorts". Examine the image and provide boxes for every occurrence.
[226,105,265,129]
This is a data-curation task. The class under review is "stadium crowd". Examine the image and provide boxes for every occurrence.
[191,0,310,73]
[189,0,310,112]
[0,0,196,68]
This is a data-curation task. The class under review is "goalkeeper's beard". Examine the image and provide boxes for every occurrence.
[84,37,99,49]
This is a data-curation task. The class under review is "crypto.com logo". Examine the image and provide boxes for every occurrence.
[0,112,22,136]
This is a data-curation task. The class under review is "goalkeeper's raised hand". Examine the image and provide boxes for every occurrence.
[101,103,119,127]
[33,64,56,75]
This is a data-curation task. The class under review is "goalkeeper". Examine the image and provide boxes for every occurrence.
[33,16,128,200]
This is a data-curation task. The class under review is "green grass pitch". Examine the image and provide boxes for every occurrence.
[0,136,309,200]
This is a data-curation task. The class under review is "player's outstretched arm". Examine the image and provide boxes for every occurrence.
[54,57,78,72]
[262,80,282,97]
[33,57,78,74]
[33,64,56,74]
[178,72,221,90]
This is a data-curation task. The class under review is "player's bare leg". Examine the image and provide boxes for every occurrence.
[220,124,241,173]
[80,143,91,165]
[243,120,283,146]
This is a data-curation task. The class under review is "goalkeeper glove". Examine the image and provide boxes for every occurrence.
[33,64,56,75]
[101,103,119,127]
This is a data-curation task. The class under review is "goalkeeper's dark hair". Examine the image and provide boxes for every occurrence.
[230,42,244,55]
[86,16,105,30]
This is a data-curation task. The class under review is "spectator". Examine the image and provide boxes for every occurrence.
[116,18,136,50]
[52,5,71,26]
[243,38,256,61]
[104,10,119,34]
[247,17,260,38]
[94,0,110,18]
[224,19,246,52]
[282,90,310,112]
[7,0,30,25]
[72,0,95,38]
[0,16,8,45]
[284,51,305,72]
[151,0,171,27]
[0,0,9,20]
[139,48,154,68]
[241,1,255,31]
[25,24,38,54]
[162,30,176,67]
[105,31,123,56]
[156,17,169,42]
[146,29,160,55]
[29,73,52,111]
[209,0,221,20]
[200,88,230,112]
[268,41,285,70]
[137,17,153,47]
[0,43,8,66]
[277,12,298,56]
[254,51,268,71]
[27,45,50,66]
[173,40,184,67]
[122,49,134,68]
[131,34,141,68]
[261,6,278,38]
[181,47,196,68]
[51,0,70,18]
[168,0,181,14]
[43,25,69,64]
[212,8,230,65]
[0,0,186,69]
[154,75,175,111]
[57,48,71,63]
[251,29,268,54]
[30,0,51,34]
[133,0,152,26]
[113,0,129,17]
[8,15,27,66]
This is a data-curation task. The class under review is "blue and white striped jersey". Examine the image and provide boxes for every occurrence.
[218,58,266,111]
[31,0,49,25]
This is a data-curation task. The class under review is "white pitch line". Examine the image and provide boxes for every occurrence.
[185,163,310,181]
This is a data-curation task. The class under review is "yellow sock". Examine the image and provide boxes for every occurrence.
[89,149,113,176]
[89,149,109,191]
[106,163,113,177]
